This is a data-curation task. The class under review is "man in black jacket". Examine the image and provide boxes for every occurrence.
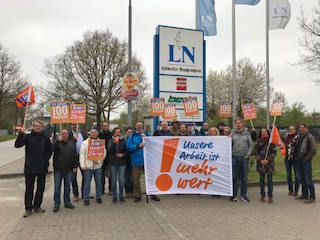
[52,128,77,212]
[15,120,52,218]
[295,122,317,203]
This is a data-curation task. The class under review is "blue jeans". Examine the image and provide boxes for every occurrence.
[260,174,273,198]
[232,156,248,198]
[298,161,315,199]
[54,170,72,207]
[110,165,126,200]
[83,168,102,201]
[284,158,300,193]
[125,165,134,193]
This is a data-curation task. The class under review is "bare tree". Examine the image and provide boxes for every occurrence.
[0,43,26,117]
[207,57,273,118]
[298,1,320,84]
[42,29,148,130]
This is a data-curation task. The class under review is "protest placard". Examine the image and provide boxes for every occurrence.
[87,139,105,161]
[241,102,257,120]
[218,101,232,118]
[150,98,165,116]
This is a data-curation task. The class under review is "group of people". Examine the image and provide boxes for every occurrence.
[14,117,317,218]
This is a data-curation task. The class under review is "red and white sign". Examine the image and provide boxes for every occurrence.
[176,78,187,91]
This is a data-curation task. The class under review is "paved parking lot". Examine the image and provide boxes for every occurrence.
[1,172,320,240]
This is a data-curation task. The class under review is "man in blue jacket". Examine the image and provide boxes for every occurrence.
[15,120,52,218]
[126,121,160,202]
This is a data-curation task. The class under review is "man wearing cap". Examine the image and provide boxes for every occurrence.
[170,119,180,136]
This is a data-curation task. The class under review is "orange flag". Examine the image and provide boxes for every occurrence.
[15,85,35,108]
[269,125,286,157]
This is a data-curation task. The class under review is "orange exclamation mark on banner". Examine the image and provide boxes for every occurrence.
[156,138,179,191]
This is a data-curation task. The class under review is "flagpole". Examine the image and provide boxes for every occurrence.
[266,0,270,130]
[23,104,29,127]
[195,0,199,28]
[128,0,133,127]
[232,0,237,128]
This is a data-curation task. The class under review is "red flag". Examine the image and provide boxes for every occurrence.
[269,125,286,157]
[15,85,35,108]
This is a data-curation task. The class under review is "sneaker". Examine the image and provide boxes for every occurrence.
[133,197,141,203]
[229,196,237,202]
[23,211,32,218]
[96,199,103,204]
[34,207,45,213]
[268,197,273,203]
[304,198,315,204]
[260,197,265,202]
[84,201,89,206]
[53,206,60,213]
[295,195,307,200]
[120,198,125,204]
[241,196,250,202]
[65,204,75,209]
[73,197,79,202]
[151,195,160,201]
[112,198,117,204]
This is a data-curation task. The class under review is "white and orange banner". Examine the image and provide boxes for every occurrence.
[218,101,232,118]
[50,101,86,124]
[87,139,106,161]
[69,104,86,123]
[50,101,70,124]
[182,96,199,116]
[143,136,232,195]
[163,103,176,120]
[242,102,257,120]
[270,99,285,116]
[150,98,165,116]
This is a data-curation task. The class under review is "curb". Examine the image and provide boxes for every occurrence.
[0,171,53,180]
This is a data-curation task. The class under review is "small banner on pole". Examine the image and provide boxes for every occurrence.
[182,96,199,116]
[150,98,165,116]
[242,102,257,120]
[163,103,176,121]
[270,99,285,116]
[87,139,106,161]
[218,101,232,118]
[120,73,139,100]
[50,101,70,124]
[69,104,86,123]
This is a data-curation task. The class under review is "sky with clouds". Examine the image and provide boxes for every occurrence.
[0,0,318,114]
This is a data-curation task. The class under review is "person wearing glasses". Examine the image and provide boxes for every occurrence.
[294,123,317,203]
[283,125,300,196]
[15,120,52,218]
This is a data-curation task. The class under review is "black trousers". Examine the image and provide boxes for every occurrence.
[25,173,46,211]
